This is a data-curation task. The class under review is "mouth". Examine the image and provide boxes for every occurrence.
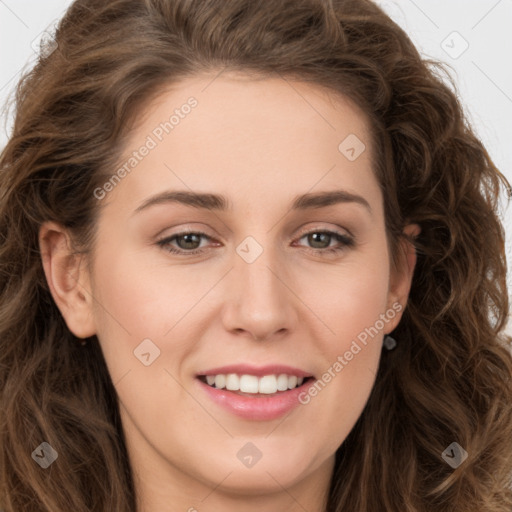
[195,367,317,420]
[196,373,316,397]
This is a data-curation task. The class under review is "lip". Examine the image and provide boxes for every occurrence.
[195,374,316,421]
[196,364,314,378]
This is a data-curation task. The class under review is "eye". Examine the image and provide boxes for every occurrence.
[293,229,355,256]
[157,230,214,255]
[156,228,355,256]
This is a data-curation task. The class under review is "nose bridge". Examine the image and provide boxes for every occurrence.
[224,234,296,340]
[240,243,281,300]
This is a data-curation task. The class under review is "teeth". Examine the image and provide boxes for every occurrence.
[226,373,239,391]
[259,375,277,394]
[214,374,226,389]
[202,373,307,393]
[240,374,259,393]
[276,374,288,391]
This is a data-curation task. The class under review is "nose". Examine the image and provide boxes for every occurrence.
[221,240,298,342]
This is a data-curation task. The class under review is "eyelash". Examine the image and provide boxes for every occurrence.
[156,228,355,257]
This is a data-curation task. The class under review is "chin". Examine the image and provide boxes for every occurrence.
[197,445,314,491]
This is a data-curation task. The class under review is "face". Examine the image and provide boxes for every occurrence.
[41,71,418,510]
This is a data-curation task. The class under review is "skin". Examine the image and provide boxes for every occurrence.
[39,71,419,512]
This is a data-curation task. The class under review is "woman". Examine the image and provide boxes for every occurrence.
[1,0,511,510]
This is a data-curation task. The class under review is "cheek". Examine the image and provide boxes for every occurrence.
[90,246,198,338]
[295,265,388,456]
[297,249,391,346]
[293,248,390,426]
[87,244,188,387]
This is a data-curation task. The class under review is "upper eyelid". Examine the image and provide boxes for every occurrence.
[158,222,353,240]
[295,224,352,239]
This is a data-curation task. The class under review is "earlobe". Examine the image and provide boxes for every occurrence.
[39,221,96,339]
[385,223,421,333]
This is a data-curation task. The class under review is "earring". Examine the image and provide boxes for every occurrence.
[383,334,397,351]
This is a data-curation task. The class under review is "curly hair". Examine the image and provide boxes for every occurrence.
[1,0,511,510]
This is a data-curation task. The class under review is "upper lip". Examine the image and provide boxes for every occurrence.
[197,364,314,378]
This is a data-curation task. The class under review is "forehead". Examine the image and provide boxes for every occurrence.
[103,71,380,216]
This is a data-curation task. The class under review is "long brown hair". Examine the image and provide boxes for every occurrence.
[1,0,511,510]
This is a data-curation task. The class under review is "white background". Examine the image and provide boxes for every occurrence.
[1,0,511,335]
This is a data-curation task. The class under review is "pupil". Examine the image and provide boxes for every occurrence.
[309,232,329,248]
[179,234,200,249]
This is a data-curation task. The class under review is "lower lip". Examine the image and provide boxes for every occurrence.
[196,378,314,421]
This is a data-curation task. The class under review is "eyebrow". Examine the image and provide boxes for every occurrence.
[133,189,372,214]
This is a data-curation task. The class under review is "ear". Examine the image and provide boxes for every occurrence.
[384,223,421,334]
[39,221,96,339]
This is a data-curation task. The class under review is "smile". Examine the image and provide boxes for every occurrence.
[195,367,316,421]
[198,373,309,394]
